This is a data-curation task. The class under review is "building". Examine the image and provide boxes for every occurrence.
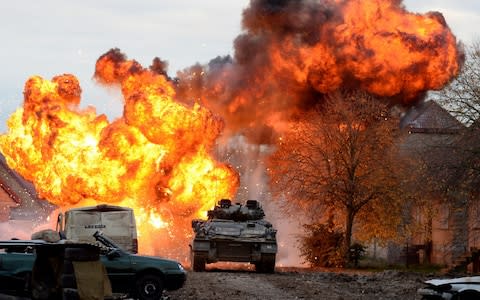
[399,100,480,268]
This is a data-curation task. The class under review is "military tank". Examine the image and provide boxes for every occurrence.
[190,199,277,273]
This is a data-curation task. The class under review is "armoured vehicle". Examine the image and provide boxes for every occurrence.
[190,199,277,273]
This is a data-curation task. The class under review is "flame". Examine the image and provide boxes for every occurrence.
[0,50,239,262]
[334,0,460,98]
[261,0,461,98]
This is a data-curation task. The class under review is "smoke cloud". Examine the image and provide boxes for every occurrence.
[175,0,463,144]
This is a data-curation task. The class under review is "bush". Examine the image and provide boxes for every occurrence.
[300,221,345,268]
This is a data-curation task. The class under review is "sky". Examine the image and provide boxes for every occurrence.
[0,0,478,133]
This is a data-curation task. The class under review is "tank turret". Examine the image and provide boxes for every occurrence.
[206,199,265,221]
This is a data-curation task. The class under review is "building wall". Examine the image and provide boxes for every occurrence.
[430,202,455,265]
[427,199,474,266]
[467,202,480,252]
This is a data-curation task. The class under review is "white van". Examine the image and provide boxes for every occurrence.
[57,204,138,253]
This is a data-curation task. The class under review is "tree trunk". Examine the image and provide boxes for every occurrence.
[344,208,355,266]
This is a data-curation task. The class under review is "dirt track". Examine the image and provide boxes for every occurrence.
[166,266,429,300]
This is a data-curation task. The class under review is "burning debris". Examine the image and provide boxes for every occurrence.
[0,0,464,263]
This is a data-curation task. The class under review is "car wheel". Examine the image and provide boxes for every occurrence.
[135,274,164,300]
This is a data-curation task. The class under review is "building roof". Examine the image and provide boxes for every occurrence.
[0,152,55,221]
[400,100,465,133]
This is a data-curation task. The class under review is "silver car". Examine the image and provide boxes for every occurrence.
[417,276,480,300]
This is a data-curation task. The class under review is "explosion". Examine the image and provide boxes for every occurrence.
[0,51,239,260]
[176,0,463,143]
[0,0,463,263]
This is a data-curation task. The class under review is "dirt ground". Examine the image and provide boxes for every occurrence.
[166,265,431,300]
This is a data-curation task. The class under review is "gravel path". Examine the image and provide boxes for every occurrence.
[167,267,430,300]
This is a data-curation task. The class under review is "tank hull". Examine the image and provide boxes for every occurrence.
[192,237,277,263]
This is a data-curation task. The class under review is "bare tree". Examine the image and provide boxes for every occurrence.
[436,40,480,195]
[268,90,408,264]
[437,41,479,125]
